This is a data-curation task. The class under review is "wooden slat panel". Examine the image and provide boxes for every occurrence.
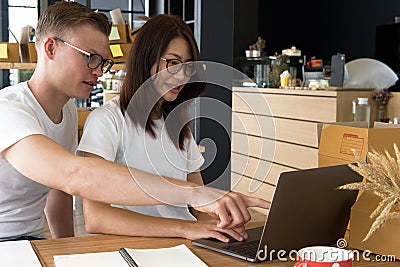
[233,91,270,114]
[231,152,296,185]
[232,112,319,147]
[231,132,318,169]
[231,172,275,214]
[233,91,338,122]
[231,132,275,162]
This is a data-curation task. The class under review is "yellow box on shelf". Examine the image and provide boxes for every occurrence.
[0,42,20,63]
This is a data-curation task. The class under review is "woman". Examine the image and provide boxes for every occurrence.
[78,14,247,242]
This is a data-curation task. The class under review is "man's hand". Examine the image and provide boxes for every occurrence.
[190,187,270,228]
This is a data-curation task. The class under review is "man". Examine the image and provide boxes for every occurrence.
[0,2,268,241]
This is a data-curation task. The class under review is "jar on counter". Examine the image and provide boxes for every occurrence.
[269,54,289,88]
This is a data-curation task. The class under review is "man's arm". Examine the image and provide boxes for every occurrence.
[2,134,269,228]
[44,189,74,238]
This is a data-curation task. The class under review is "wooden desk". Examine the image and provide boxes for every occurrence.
[31,234,399,267]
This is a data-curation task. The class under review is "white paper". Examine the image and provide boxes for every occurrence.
[54,251,128,267]
[126,244,208,267]
[110,8,125,24]
[53,244,207,267]
[0,240,42,267]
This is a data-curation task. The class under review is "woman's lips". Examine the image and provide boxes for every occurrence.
[169,88,180,94]
[166,84,181,94]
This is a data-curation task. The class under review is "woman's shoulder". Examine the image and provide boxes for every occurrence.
[91,97,122,118]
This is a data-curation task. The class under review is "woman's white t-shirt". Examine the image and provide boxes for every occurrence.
[77,97,204,220]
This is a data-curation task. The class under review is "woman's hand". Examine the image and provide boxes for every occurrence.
[181,217,248,242]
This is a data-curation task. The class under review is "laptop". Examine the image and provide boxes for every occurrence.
[192,164,362,262]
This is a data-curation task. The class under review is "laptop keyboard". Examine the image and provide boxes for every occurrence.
[222,239,259,257]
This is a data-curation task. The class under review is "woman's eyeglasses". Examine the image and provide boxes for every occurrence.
[54,37,114,73]
[161,57,196,77]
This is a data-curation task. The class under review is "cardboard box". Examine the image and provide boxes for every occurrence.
[108,43,132,63]
[103,90,120,104]
[318,124,400,167]
[129,25,141,43]
[77,107,93,141]
[109,23,131,44]
[0,42,20,63]
[20,43,37,63]
[349,191,400,260]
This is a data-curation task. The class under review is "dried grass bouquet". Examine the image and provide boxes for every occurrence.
[339,144,400,241]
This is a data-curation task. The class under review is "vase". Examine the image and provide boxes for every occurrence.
[378,104,389,122]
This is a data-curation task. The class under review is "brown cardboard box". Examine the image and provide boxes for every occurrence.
[129,25,141,43]
[349,191,400,260]
[20,43,37,63]
[318,124,400,167]
[0,42,20,63]
[103,90,120,104]
[319,123,400,259]
[109,23,131,44]
[108,43,132,63]
[77,107,93,141]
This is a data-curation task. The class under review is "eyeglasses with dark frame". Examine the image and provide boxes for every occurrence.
[53,37,114,74]
[161,57,197,77]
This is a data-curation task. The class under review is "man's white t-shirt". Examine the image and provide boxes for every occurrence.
[78,97,204,220]
[0,82,77,240]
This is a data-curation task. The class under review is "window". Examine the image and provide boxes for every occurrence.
[86,0,147,29]
[5,0,38,86]
[8,0,38,43]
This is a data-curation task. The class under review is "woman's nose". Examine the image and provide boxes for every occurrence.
[173,66,186,81]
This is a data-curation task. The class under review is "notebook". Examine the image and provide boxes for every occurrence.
[0,240,42,267]
[53,244,207,267]
[192,164,362,262]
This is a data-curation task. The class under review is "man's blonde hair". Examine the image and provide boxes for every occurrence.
[36,1,110,47]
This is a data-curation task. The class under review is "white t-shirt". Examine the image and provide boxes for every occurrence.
[78,97,204,220]
[0,82,78,240]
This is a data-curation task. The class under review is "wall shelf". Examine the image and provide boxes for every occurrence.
[0,62,36,70]
[0,62,125,71]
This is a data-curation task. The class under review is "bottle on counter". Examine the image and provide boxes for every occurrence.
[353,97,371,127]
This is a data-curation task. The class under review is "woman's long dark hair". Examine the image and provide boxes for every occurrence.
[120,14,205,150]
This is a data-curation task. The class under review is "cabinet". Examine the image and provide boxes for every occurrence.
[231,87,376,213]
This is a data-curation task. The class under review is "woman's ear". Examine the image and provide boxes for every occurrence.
[43,37,57,59]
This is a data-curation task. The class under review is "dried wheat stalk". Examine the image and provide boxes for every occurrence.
[338,144,400,241]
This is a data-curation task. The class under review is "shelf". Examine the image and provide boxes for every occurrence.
[0,62,125,71]
[0,62,36,70]
[112,63,126,70]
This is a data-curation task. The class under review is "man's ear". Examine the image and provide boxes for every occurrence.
[43,37,57,59]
